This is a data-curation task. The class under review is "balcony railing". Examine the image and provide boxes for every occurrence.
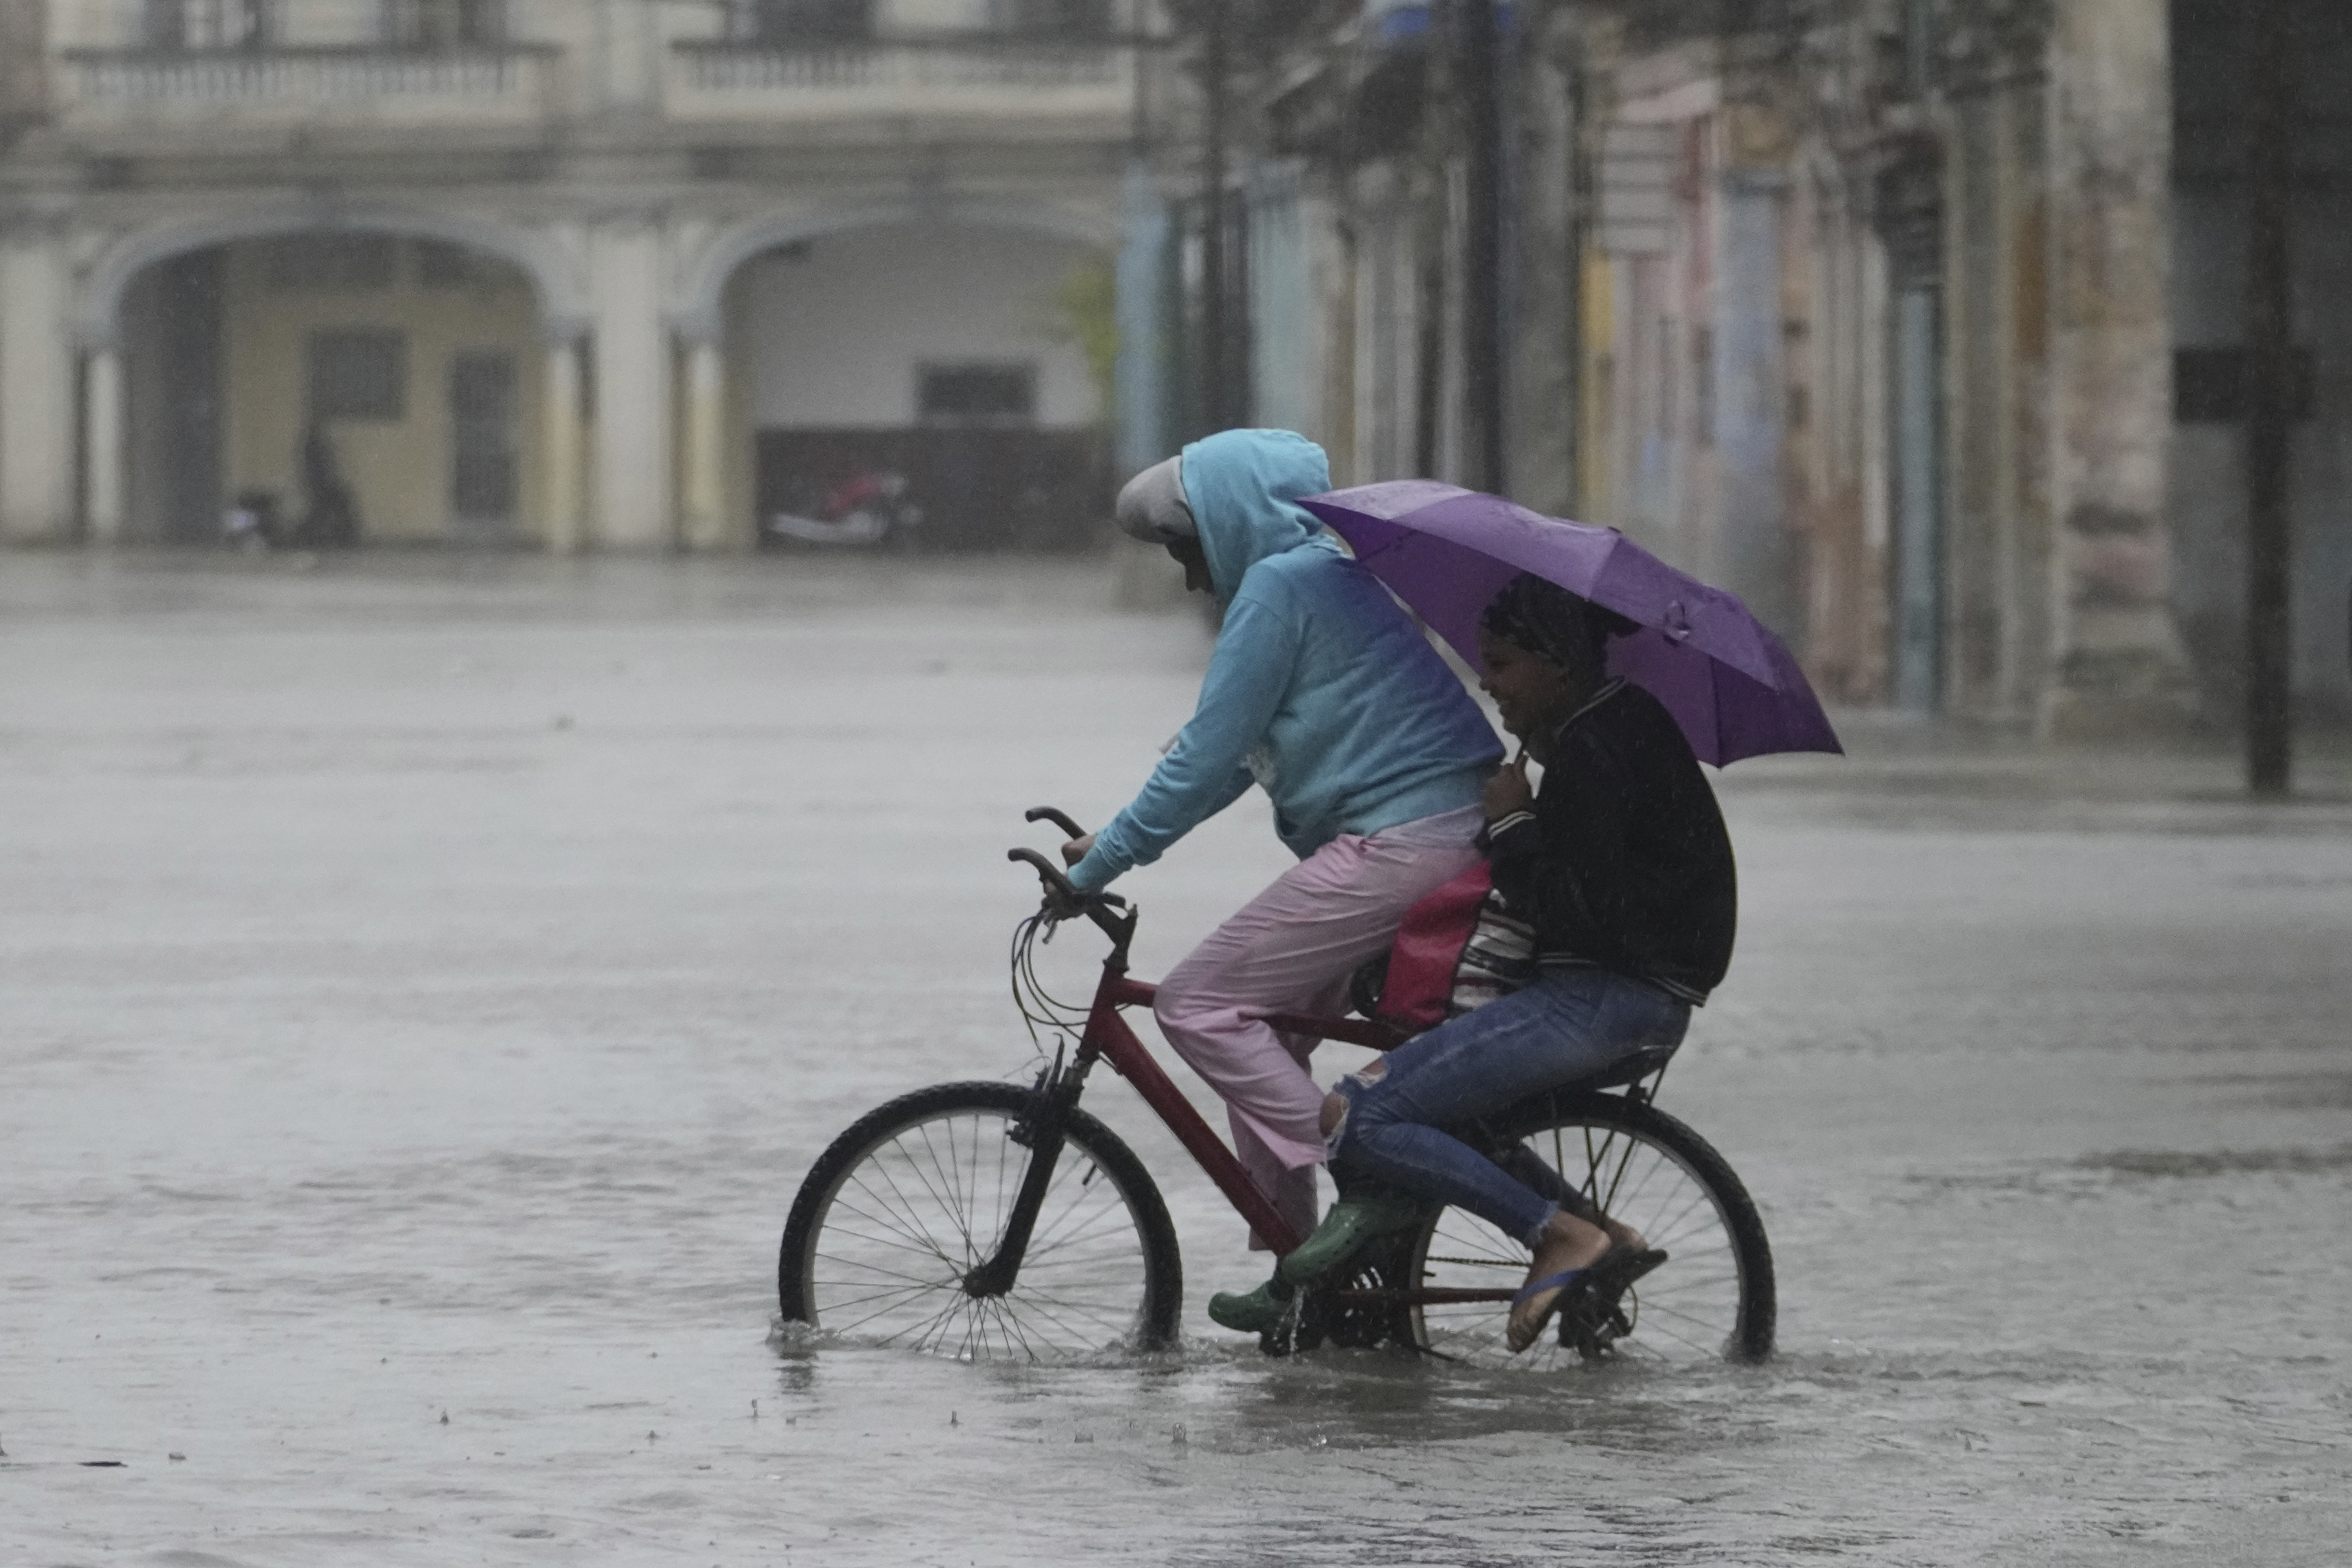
[58,45,555,125]
[669,36,1131,119]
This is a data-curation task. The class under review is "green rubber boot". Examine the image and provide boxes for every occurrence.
[1276,1190,1433,1285]
[1208,1275,1295,1334]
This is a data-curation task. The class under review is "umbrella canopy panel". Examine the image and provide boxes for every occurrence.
[1302,482,1842,766]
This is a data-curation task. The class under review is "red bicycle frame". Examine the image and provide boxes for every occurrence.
[1007,816,1437,1287]
[1071,963,1402,1259]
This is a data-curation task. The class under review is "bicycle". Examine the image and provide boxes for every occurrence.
[777,809,1775,1369]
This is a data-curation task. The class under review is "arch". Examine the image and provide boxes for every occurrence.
[669,193,1120,344]
[75,202,585,349]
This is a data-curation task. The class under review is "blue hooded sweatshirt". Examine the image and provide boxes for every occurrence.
[1070,430,1502,892]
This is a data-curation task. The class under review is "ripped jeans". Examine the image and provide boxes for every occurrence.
[1326,968,1691,1247]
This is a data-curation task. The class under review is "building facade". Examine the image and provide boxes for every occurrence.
[1212,0,2350,731]
[0,0,1154,551]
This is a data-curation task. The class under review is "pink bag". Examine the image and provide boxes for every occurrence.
[1372,863,1536,1033]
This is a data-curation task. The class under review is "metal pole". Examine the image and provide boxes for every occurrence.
[1200,0,1231,434]
[1559,28,1587,510]
[1459,0,1505,493]
[2245,0,2293,796]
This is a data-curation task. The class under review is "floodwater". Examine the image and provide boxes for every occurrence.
[4,554,2349,1567]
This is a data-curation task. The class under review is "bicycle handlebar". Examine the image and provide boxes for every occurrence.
[1009,805,1131,954]
[1005,847,1128,911]
[1006,847,1081,902]
[1024,805,1088,840]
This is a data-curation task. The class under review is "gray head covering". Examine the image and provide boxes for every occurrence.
[1114,455,1196,546]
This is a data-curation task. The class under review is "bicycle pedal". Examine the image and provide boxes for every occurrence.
[1558,1296,1635,1358]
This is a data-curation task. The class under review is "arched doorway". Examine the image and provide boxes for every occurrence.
[676,203,1119,553]
[82,213,583,549]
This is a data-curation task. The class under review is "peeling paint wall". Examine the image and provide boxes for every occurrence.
[2039,0,2197,733]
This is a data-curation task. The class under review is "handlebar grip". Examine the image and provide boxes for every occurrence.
[1005,847,1127,911]
[1007,847,1080,902]
[1024,806,1088,840]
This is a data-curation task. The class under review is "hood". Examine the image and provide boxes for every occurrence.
[1178,429,1333,607]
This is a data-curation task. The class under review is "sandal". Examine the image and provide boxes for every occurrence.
[1507,1266,1593,1354]
[1506,1244,1668,1354]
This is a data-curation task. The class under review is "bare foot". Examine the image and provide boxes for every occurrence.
[1506,1212,1613,1353]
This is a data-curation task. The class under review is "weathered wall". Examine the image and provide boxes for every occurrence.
[1786,147,1893,706]
[0,0,44,149]
[0,230,73,542]
[733,224,1103,432]
[1942,55,2058,725]
[2041,0,2197,733]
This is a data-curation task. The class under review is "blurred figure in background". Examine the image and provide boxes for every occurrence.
[298,423,359,549]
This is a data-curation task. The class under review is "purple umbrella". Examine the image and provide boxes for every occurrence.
[1299,481,1842,765]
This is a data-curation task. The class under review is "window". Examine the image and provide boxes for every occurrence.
[449,350,519,520]
[729,0,873,43]
[1597,122,1674,255]
[266,234,397,291]
[2174,346,2315,423]
[919,363,1037,427]
[415,240,476,289]
[990,0,1113,35]
[308,331,407,421]
[382,0,507,48]
[142,0,270,51]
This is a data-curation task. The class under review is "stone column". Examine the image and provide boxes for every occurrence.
[0,239,76,543]
[587,222,673,549]
[83,342,126,544]
[2042,0,2194,734]
[679,333,728,551]
[540,328,585,554]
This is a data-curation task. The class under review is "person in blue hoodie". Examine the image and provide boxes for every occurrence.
[1057,429,1502,1269]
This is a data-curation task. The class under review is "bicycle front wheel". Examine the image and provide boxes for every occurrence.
[1402,1091,1774,1368]
[778,1081,1182,1360]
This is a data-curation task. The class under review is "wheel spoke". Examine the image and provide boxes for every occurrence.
[827,1285,958,1338]
[874,1133,969,1261]
[827,1190,958,1263]
[842,1158,950,1253]
[908,1123,978,1261]
[811,1248,960,1292]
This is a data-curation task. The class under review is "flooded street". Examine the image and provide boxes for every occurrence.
[4,555,2350,1566]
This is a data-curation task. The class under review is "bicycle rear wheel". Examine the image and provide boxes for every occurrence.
[1401,1091,1774,1368]
[779,1081,1182,1359]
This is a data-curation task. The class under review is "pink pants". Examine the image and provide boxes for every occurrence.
[1152,811,1484,1248]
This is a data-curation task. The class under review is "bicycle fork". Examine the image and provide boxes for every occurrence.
[960,1046,1092,1300]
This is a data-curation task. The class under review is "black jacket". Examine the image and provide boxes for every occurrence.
[1482,680,1736,1003]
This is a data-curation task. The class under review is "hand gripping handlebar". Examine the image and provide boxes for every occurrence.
[1007,806,1127,919]
[1006,847,1086,905]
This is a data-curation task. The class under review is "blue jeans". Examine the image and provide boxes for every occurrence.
[1328,968,1691,1247]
